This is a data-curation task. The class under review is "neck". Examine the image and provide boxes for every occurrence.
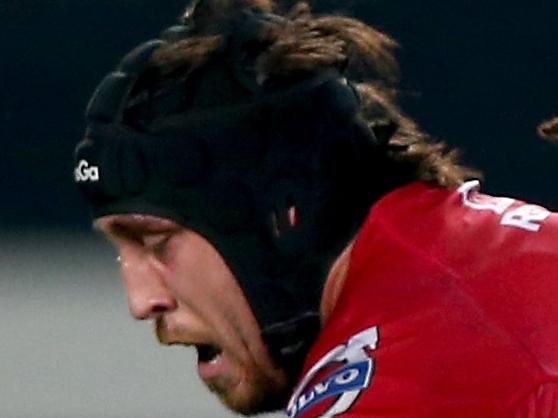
[320,240,355,322]
[319,174,409,322]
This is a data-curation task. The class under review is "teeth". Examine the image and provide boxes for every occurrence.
[197,344,222,363]
[206,346,221,363]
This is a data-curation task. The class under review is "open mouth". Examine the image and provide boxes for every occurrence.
[196,344,223,364]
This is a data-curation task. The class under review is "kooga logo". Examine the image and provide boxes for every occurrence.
[74,160,100,183]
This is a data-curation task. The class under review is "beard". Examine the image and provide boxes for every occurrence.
[209,371,290,415]
[154,317,291,415]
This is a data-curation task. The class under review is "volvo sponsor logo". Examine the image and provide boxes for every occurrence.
[74,160,100,183]
[292,360,371,417]
[287,326,379,418]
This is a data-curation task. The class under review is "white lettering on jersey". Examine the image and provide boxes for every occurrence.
[458,181,515,214]
[501,205,551,232]
[458,180,550,232]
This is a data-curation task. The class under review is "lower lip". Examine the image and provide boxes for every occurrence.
[197,351,230,381]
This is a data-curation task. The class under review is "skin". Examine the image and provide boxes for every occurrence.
[95,213,352,414]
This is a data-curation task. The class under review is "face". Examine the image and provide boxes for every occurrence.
[95,214,289,414]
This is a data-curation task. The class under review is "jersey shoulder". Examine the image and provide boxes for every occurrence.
[354,180,558,272]
[287,182,558,418]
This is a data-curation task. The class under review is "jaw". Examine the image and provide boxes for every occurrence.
[212,368,291,416]
[203,343,290,415]
[157,313,290,415]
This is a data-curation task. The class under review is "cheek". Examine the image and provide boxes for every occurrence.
[166,234,246,309]
[163,244,248,344]
[165,233,267,363]
[166,248,242,309]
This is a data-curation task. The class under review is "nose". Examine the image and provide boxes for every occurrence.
[119,248,177,320]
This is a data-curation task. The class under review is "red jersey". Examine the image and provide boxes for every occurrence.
[287,181,558,418]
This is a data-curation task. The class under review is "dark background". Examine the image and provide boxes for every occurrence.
[2,0,557,232]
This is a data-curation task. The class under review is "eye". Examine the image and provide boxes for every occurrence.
[143,234,172,259]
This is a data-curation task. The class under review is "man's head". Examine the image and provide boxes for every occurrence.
[76,0,476,413]
[94,214,290,413]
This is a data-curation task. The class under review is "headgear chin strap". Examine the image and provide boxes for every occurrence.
[74,12,392,380]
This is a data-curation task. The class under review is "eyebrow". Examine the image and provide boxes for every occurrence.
[93,216,179,239]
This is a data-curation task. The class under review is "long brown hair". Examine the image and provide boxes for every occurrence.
[149,0,479,187]
[538,116,558,143]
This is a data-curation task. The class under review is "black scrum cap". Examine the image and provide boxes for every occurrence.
[74,10,390,379]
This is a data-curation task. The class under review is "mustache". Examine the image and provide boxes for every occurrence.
[154,317,200,347]
[154,317,169,345]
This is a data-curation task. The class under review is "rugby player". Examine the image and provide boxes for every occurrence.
[74,1,558,416]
